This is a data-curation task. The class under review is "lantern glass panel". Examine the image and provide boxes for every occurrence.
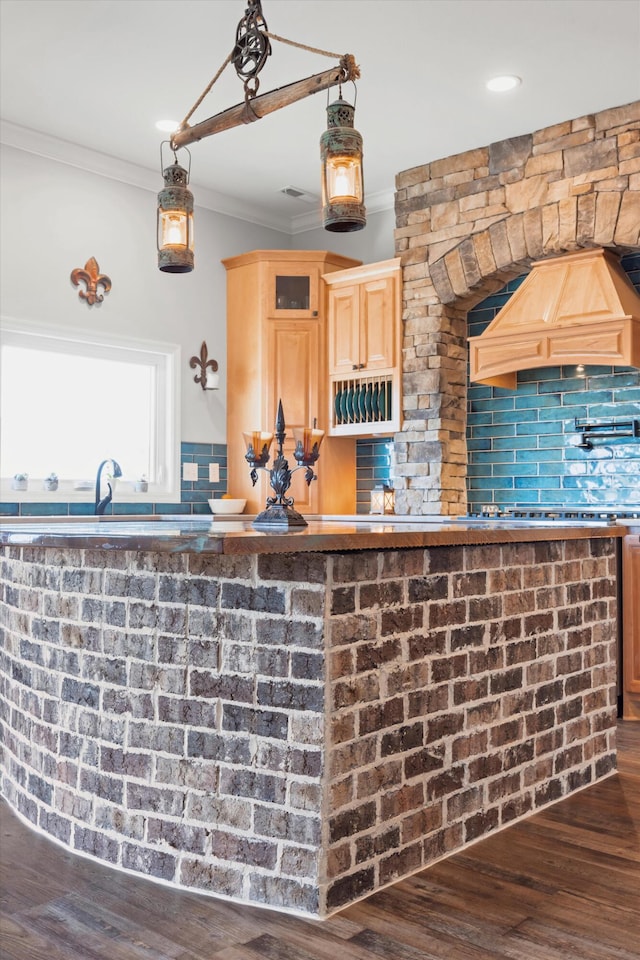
[325,156,362,203]
[159,210,194,251]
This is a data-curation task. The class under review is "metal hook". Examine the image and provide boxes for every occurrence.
[160,140,192,177]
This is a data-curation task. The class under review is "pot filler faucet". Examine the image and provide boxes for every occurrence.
[94,458,123,515]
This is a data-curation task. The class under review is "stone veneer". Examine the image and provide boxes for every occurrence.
[394,100,640,515]
[0,538,618,917]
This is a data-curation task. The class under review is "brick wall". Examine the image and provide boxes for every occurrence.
[323,538,618,910]
[394,100,640,515]
[0,546,327,915]
[0,537,618,917]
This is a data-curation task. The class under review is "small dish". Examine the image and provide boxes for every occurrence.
[373,380,385,420]
[358,386,367,421]
[347,387,355,421]
[208,498,246,514]
[334,389,342,424]
[364,383,373,420]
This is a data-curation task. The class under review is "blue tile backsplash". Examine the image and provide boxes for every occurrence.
[466,253,640,510]
[1,436,389,518]
[355,437,394,514]
[1,443,228,518]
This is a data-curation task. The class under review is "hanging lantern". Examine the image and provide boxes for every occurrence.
[157,144,194,273]
[320,94,366,232]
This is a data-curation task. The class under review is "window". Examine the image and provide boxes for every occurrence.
[1,320,180,501]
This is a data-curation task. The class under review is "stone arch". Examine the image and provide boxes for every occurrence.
[394,100,640,515]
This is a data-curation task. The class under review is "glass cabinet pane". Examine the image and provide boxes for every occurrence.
[275,275,311,311]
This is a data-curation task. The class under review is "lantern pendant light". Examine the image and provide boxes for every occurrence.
[157,143,194,274]
[320,89,366,232]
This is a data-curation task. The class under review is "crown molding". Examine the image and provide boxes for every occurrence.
[290,188,395,235]
[1,120,395,236]
[0,120,293,234]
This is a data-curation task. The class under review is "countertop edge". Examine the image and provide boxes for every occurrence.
[0,520,627,555]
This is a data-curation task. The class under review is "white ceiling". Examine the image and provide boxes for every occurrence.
[1,0,639,234]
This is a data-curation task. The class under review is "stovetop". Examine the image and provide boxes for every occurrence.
[457,506,640,526]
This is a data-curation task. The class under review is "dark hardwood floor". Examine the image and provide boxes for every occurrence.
[1,721,639,960]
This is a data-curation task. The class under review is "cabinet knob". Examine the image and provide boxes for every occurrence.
[352,364,358,370]
[359,363,366,369]
[312,310,318,317]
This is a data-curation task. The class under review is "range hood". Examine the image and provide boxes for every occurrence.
[469,247,640,388]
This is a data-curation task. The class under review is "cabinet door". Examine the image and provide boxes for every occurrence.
[266,263,321,318]
[265,321,322,514]
[328,284,360,375]
[360,274,397,371]
[623,534,640,696]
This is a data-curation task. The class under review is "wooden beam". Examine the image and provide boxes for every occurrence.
[171,64,347,148]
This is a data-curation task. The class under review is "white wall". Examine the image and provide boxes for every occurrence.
[0,144,396,450]
[0,144,290,446]
[295,208,396,264]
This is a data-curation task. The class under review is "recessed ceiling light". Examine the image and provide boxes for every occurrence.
[486,75,521,92]
[155,120,179,133]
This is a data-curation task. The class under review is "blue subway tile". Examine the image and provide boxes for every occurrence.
[181,442,212,456]
[21,502,65,516]
[473,424,517,438]
[539,378,594,395]
[69,503,95,516]
[480,450,516,463]
[518,367,562,383]
[467,385,494,402]
[493,410,536,425]
[472,476,514,489]
[514,393,562,409]
[492,437,532,450]
[516,448,563,462]
[468,408,493,423]
[514,476,561,489]
[587,401,640,419]
[516,420,563,436]
[493,463,537,477]
[112,503,154,516]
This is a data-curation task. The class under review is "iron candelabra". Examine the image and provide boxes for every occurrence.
[245,399,323,528]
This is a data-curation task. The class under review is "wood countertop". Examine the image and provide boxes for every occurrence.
[0,515,626,555]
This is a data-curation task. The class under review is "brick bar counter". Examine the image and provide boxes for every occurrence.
[0,517,622,917]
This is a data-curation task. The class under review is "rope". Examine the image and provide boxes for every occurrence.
[264,30,344,61]
[173,27,360,139]
[177,50,234,132]
[266,32,360,80]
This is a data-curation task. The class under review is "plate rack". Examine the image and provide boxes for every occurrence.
[329,374,398,436]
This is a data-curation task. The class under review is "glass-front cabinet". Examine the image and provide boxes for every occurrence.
[266,263,320,318]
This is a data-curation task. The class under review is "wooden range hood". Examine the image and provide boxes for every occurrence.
[469,247,640,388]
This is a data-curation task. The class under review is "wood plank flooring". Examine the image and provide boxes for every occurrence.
[1,720,639,960]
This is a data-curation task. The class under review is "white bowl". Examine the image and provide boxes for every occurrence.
[208,498,246,515]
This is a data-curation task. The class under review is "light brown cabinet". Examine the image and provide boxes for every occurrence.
[223,250,361,516]
[623,532,640,720]
[324,258,402,436]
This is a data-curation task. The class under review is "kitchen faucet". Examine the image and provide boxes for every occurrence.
[94,458,123,515]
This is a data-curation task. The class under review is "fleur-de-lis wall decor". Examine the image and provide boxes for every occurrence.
[70,257,112,306]
[189,341,219,390]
